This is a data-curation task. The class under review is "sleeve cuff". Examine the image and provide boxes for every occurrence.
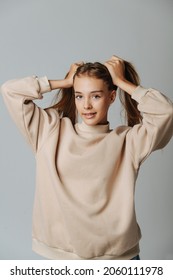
[131,86,149,103]
[38,76,51,94]
[34,76,51,97]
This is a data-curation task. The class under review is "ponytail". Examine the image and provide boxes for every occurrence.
[119,61,142,126]
[51,61,142,127]
[51,78,77,125]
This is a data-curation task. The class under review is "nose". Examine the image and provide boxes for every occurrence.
[83,98,92,110]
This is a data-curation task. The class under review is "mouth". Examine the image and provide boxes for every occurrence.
[82,112,97,119]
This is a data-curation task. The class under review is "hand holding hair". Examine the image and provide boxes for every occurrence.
[49,61,84,90]
[105,55,137,95]
[105,55,125,85]
[65,61,84,87]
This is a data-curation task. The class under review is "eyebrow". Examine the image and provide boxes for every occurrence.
[74,90,104,94]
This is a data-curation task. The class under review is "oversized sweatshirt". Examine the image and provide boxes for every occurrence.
[1,76,173,260]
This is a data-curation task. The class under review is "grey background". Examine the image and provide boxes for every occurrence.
[0,0,173,260]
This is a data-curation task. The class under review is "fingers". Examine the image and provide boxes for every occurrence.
[104,55,125,85]
[111,55,123,62]
[66,61,85,84]
[72,61,84,70]
[105,55,124,67]
[70,61,84,73]
[75,61,84,66]
[106,56,124,65]
[68,61,84,75]
[104,60,124,72]
[105,55,125,73]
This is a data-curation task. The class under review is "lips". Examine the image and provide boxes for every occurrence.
[82,112,97,119]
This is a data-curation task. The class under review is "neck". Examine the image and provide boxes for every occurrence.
[75,121,110,135]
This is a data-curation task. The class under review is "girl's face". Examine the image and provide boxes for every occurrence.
[74,75,116,126]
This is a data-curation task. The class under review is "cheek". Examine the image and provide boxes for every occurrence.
[99,98,111,111]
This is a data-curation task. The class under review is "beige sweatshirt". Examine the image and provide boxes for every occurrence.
[1,76,173,260]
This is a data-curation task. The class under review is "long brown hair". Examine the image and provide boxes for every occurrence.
[51,61,142,126]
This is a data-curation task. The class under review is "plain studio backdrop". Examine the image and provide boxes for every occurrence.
[0,0,173,260]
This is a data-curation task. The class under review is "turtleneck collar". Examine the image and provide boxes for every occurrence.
[75,121,110,136]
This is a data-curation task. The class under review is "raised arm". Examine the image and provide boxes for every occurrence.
[1,62,83,152]
[105,55,173,167]
[1,76,57,152]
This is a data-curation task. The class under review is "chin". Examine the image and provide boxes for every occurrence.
[82,118,99,126]
[83,118,107,126]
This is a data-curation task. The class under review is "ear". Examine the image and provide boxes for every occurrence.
[110,90,116,104]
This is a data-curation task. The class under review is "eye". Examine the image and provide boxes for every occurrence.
[93,95,101,99]
[75,95,83,99]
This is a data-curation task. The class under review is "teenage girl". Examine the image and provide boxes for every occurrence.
[1,55,173,260]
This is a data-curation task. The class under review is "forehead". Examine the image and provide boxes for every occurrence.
[73,76,108,92]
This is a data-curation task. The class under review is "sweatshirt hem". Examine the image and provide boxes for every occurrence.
[32,238,140,260]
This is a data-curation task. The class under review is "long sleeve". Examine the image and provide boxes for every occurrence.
[1,76,60,153]
[127,86,173,168]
